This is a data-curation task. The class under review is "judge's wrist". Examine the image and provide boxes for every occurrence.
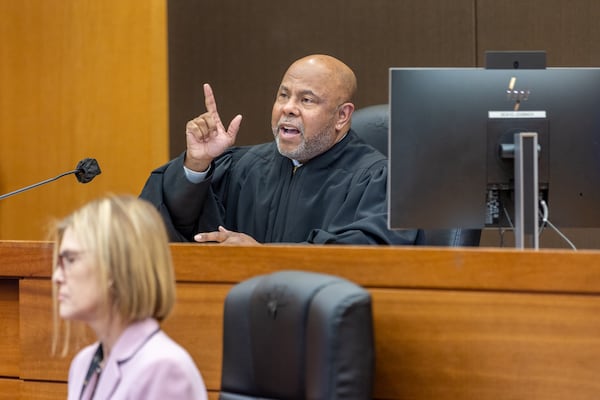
[183,156,211,173]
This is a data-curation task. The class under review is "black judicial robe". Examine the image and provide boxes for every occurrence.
[140,130,417,245]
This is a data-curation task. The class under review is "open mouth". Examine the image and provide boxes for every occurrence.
[279,125,301,137]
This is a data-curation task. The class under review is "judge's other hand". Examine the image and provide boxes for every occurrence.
[194,226,260,245]
[184,83,243,172]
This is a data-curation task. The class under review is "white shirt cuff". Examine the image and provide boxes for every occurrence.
[183,164,210,183]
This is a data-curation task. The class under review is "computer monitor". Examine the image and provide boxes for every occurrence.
[388,67,600,232]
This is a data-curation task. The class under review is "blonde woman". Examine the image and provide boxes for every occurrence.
[51,195,207,399]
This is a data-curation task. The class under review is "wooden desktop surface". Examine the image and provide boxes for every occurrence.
[1,241,600,399]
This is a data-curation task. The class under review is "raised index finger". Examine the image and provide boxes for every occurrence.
[203,83,224,130]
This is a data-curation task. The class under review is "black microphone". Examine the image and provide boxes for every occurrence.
[0,158,101,201]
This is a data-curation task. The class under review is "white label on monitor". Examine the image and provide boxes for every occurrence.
[488,111,547,119]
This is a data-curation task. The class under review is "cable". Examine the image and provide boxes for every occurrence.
[539,199,577,250]
[496,206,515,248]
[503,206,515,229]
[538,198,548,234]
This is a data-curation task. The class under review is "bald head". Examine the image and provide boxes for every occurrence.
[286,54,357,104]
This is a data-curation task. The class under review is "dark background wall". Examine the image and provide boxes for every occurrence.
[167,0,477,152]
[167,0,600,249]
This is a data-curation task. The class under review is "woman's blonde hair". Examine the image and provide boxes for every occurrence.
[51,194,175,355]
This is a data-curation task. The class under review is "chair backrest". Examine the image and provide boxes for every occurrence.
[219,270,374,400]
[351,104,481,247]
[351,104,390,155]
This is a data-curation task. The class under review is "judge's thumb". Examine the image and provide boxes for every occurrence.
[227,115,243,140]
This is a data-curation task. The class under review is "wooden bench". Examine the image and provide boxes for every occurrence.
[2,241,600,399]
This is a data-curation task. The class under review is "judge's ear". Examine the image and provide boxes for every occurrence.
[335,102,354,130]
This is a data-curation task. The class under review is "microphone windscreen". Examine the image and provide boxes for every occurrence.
[75,158,102,183]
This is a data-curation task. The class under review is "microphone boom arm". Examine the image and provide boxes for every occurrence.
[0,169,79,200]
[0,158,101,201]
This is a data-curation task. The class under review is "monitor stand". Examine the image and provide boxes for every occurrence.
[513,132,539,249]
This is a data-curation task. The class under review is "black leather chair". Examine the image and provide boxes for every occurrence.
[219,270,374,400]
[351,104,481,247]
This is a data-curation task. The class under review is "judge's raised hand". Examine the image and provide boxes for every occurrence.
[184,83,243,172]
[194,226,260,245]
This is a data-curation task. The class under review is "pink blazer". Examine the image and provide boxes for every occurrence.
[68,318,208,400]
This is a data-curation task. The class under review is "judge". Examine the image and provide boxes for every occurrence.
[141,54,417,245]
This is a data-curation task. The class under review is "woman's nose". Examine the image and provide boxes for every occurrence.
[52,266,64,283]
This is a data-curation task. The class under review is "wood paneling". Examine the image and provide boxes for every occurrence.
[4,241,600,399]
[166,0,476,153]
[168,244,600,293]
[0,379,21,400]
[0,281,19,377]
[0,0,169,240]
[476,0,600,66]
[166,0,600,148]
[19,279,228,388]
[0,240,52,276]
[371,289,600,399]
[20,381,67,400]
[162,283,229,390]
[19,279,93,382]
